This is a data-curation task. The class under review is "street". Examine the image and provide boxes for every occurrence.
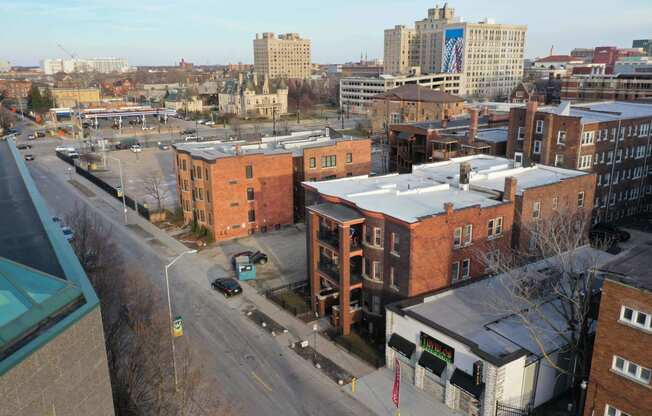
[15,118,376,416]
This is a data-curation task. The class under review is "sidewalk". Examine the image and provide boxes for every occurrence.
[345,368,461,416]
[57,156,376,380]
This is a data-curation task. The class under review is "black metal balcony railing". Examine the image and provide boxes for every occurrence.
[318,228,340,249]
[318,257,340,281]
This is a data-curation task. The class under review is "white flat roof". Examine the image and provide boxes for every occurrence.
[539,101,652,124]
[306,155,589,223]
[405,246,614,361]
[175,130,365,159]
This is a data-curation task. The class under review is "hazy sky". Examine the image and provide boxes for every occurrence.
[3,0,651,66]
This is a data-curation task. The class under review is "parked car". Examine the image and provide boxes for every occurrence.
[205,120,216,126]
[16,143,32,150]
[130,144,143,153]
[590,223,631,245]
[35,131,46,138]
[230,250,268,269]
[6,128,19,134]
[211,278,242,297]
[184,135,200,141]
[52,216,63,226]
[61,226,74,241]
[197,119,207,125]
[142,126,155,131]
[67,151,80,159]
[55,146,76,153]
[27,134,36,140]
[24,154,34,161]
[158,143,170,150]
[180,128,196,135]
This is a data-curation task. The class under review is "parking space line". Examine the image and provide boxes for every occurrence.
[251,371,273,392]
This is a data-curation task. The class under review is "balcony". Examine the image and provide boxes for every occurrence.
[318,256,340,281]
[319,227,340,249]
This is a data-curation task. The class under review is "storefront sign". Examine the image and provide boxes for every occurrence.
[420,332,454,364]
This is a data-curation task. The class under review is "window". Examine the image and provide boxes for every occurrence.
[371,261,383,282]
[453,227,462,248]
[517,126,525,140]
[346,153,352,164]
[514,152,523,165]
[247,187,254,201]
[197,188,203,201]
[205,168,209,179]
[182,159,187,171]
[577,192,585,208]
[248,209,256,222]
[390,267,398,291]
[620,306,652,331]
[554,154,564,167]
[391,232,400,255]
[371,295,381,314]
[612,355,651,384]
[533,140,541,154]
[206,190,210,203]
[208,213,212,225]
[535,120,544,134]
[578,154,592,169]
[309,157,316,168]
[605,404,631,416]
[451,262,460,282]
[488,217,503,238]
[461,259,471,279]
[552,196,559,210]
[245,165,253,178]
[183,179,189,192]
[374,227,383,246]
[463,224,473,246]
[321,155,337,168]
[581,131,594,145]
[557,130,566,144]
[195,166,202,179]
[532,201,541,219]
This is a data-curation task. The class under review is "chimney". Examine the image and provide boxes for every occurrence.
[459,162,471,190]
[444,202,454,215]
[503,176,518,201]
[440,117,448,128]
[467,109,479,144]
[235,144,241,155]
[522,100,539,167]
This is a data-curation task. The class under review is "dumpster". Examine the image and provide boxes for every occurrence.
[235,254,256,281]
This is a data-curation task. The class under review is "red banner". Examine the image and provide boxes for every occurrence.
[392,357,401,408]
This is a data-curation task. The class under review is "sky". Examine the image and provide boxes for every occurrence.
[2,0,651,66]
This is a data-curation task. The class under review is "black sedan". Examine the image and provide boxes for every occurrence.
[230,250,268,269]
[211,278,242,297]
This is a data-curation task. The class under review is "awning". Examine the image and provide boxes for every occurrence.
[418,351,447,376]
[450,368,484,400]
[397,132,413,140]
[388,333,416,359]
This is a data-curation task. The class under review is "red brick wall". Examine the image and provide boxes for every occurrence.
[300,139,372,181]
[583,279,652,416]
[515,173,597,251]
[408,202,514,296]
[175,149,293,241]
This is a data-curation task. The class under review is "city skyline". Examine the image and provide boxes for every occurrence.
[3,0,651,67]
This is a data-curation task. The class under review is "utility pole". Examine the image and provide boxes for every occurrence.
[272,107,277,135]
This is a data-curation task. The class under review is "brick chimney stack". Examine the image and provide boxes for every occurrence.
[459,162,471,190]
[503,176,518,201]
[467,109,479,144]
[522,100,539,167]
[444,202,454,215]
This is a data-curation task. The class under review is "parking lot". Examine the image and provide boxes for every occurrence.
[89,147,178,211]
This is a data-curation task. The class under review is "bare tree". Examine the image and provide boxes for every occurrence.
[476,210,610,408]
[65,205,231,416]
[143,174,170,212]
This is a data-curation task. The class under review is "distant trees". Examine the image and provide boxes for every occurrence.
[28,85,53,114]
[143,174,171,212]
[287,78,337,113]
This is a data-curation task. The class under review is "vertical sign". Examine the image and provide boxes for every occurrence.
[442,28,465,73]
[172,316,184,337]
[392,357,401,408]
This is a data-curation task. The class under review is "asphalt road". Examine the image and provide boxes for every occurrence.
[14,118,376,416]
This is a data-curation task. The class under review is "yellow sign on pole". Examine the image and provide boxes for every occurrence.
[173,316,183,337]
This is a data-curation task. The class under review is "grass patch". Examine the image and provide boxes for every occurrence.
[330,331,385,367]
[275,290,309,311]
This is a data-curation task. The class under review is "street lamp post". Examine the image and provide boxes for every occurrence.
[107,156,128,224]
[165,250,198,387]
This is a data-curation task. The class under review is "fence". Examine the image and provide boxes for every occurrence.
[56,151,150,221]
[265,280,314,321]
[495,402,531,416]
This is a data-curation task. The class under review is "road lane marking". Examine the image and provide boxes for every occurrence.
[251,371,273,392]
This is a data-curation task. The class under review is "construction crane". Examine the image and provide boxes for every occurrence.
[57,43,77,59]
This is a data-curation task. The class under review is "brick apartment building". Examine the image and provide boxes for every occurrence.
[561,74,652,102]
[506,101,652,223]
[388,109,510,172]
[303,155,595,340]
[0,79,31,99]
[369,84,465,133]
[583,245,652,416]
[173,130,371,241]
